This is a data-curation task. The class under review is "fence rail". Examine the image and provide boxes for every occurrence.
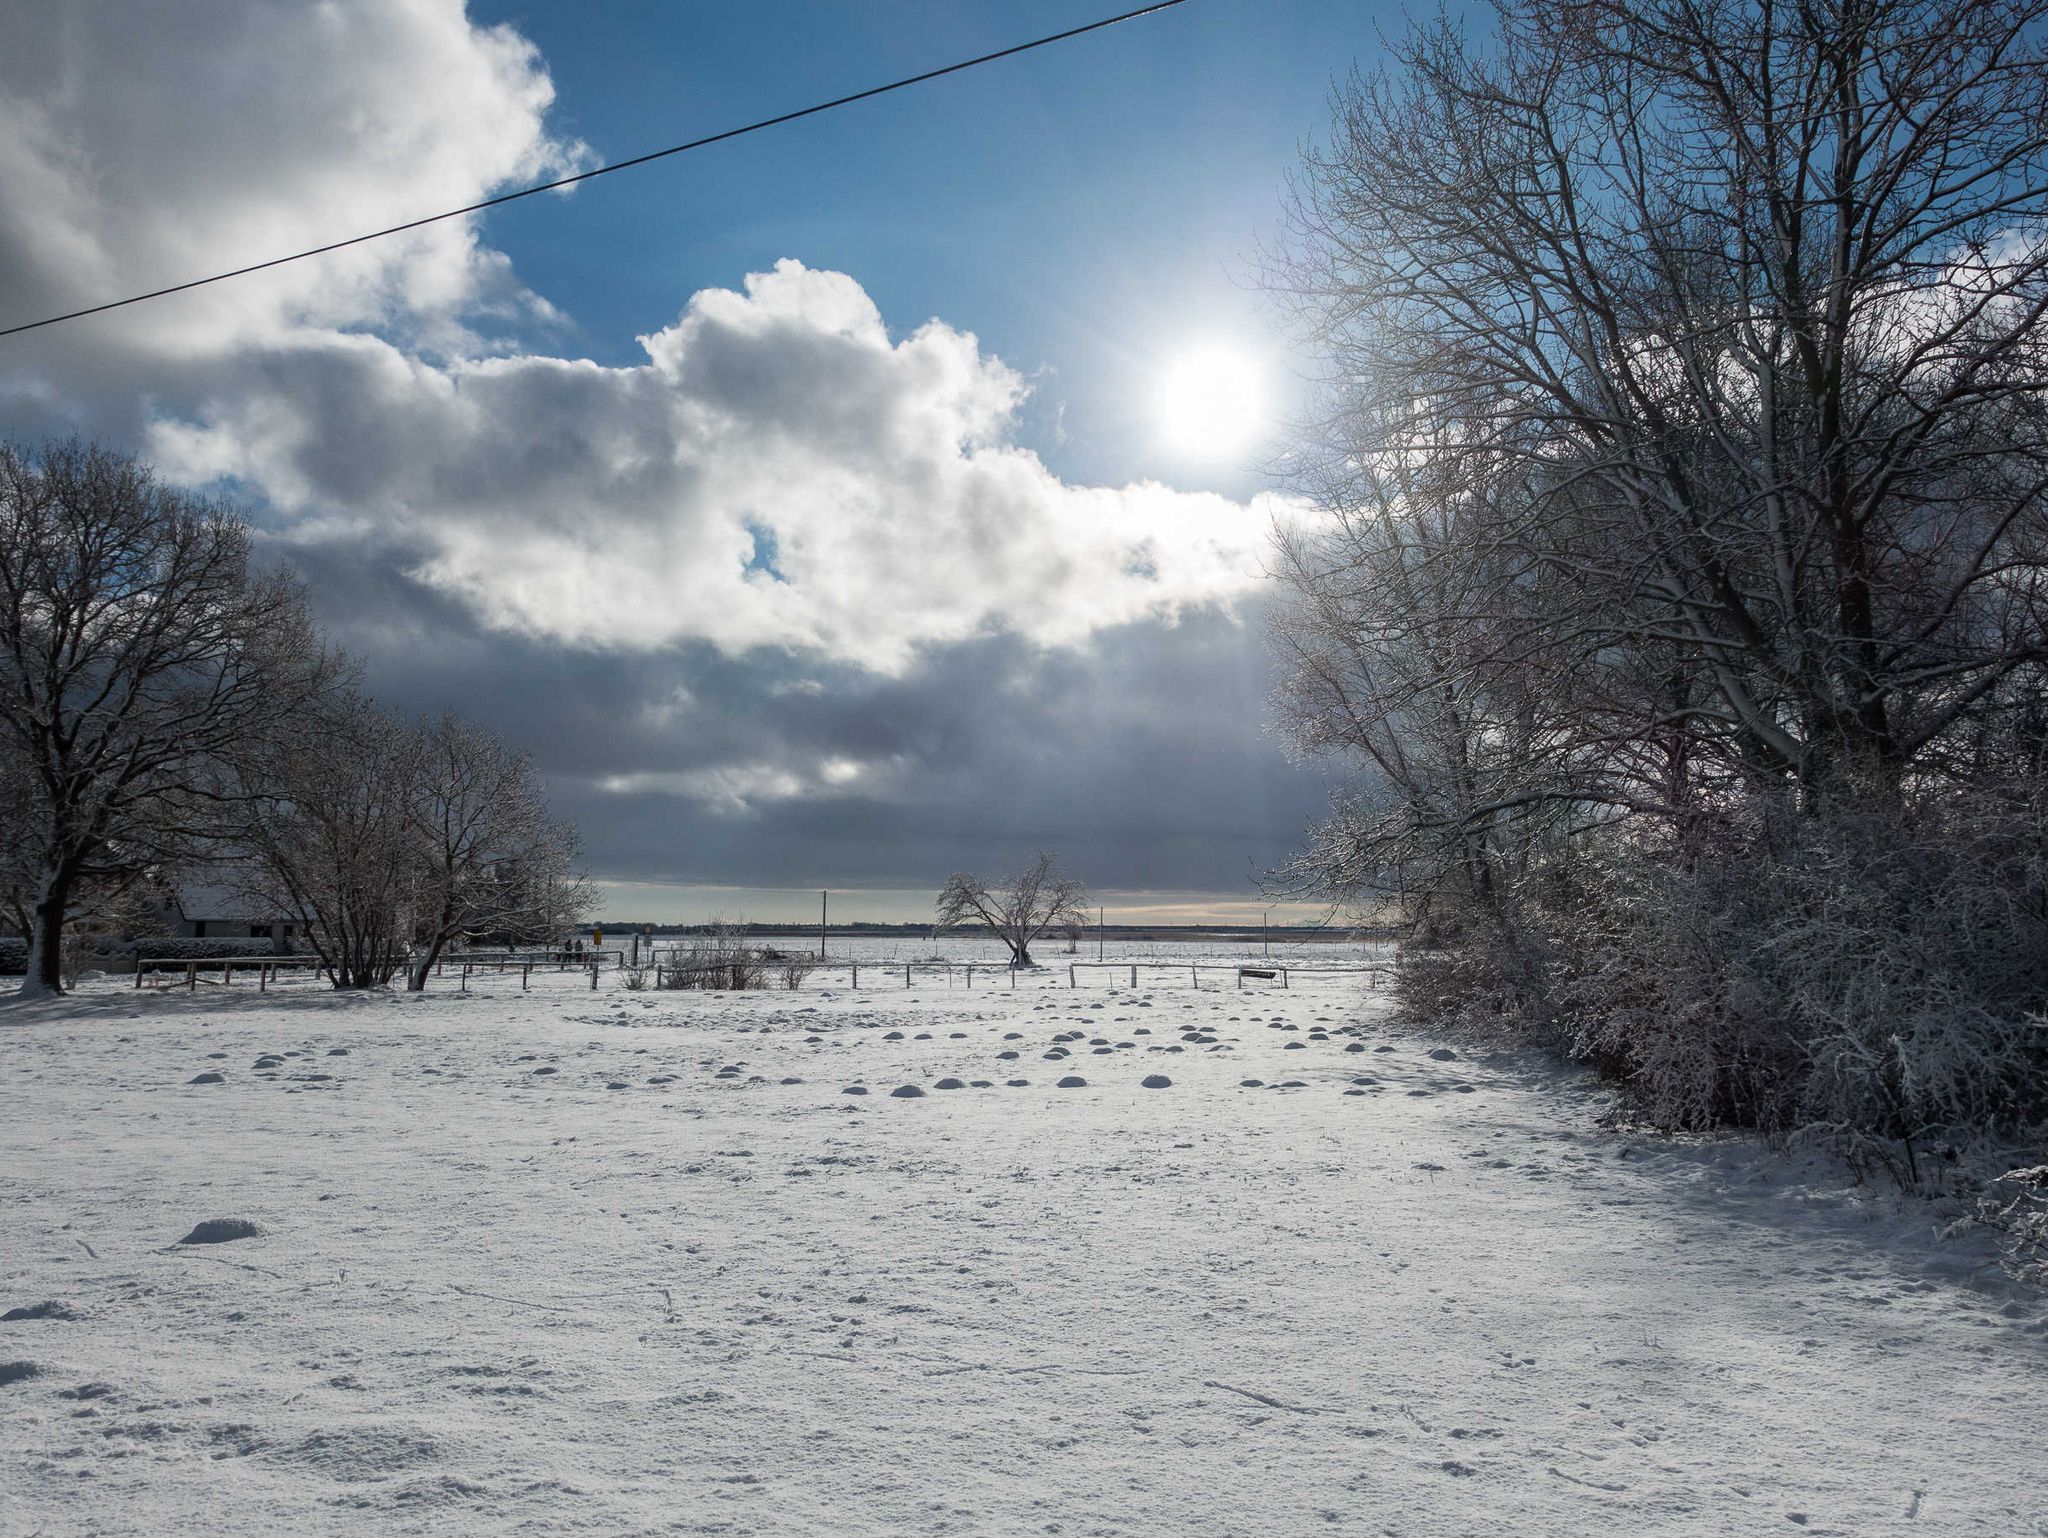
[1062,960,1389,990]
[125,950,1392,996]
[136,955,327,991]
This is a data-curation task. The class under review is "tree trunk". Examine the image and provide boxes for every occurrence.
[20,863,74,997]
[408,931,450,992]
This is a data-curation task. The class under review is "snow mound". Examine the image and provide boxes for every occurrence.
[2,1301,80,1322]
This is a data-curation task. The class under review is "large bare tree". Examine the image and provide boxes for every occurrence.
[0,441,349,995]
[1267,0,2048,1138]
[936,852,1089,967]
[1273,0,2048,827]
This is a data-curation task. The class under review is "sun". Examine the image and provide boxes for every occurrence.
[1155,345,1266,459]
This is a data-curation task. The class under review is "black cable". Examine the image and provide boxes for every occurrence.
[0,0,1191,341]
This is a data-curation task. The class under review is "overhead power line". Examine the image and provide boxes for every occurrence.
[0,0,1191,341]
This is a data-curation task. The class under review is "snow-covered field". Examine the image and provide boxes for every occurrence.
[2,965,2042,1537]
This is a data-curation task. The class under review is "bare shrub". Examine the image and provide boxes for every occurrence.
[657,921,773,991]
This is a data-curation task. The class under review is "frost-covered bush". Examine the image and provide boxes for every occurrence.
[1397,797,2048,1154]
[1960,1165,2048,1286]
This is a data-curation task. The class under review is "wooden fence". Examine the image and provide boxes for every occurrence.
[128,951,1391,996]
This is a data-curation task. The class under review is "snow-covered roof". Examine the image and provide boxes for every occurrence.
[174,876,289,924]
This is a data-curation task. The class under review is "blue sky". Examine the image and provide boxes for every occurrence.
[468,0,1385,495]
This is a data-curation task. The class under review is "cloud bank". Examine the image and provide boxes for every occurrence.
[145,258,1281,672]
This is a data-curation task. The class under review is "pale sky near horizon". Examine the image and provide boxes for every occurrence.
[0,0,1397,924]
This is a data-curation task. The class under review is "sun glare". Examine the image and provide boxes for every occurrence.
[1155,345,1266,459]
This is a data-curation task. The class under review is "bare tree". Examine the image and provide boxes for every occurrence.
[1273,0,2048,822]
[935,852,1088,967]
[233,700,592,992]
[0,441,350,995]
[1265,0,2048,1140]
[404,712,591,990]
[237,694,418,989]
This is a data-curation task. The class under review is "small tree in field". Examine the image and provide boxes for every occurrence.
[404,712,591,990]
[935,852,1088,968]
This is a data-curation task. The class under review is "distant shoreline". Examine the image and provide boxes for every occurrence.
[585,922,1393,943]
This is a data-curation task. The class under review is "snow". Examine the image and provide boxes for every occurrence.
[1,966,2042,1536]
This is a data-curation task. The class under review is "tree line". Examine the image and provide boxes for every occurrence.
[1267,0,2048,1154]
[0,440,590,996]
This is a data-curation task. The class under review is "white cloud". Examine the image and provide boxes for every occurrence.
[0,0,587,355]
[146,260,1282,670]
[1,1,1286,676]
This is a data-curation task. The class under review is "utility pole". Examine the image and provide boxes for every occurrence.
[820,889,828,961]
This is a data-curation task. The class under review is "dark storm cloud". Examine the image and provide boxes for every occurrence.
[284,539,1332,896]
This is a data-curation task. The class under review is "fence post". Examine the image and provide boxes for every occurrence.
[134,963,142,989]
[852,961,859,989]
[966,965,973,988]
[461,960,469,993]
[1282,968,1289,990]
[187,962,197,992]
[523,961,531,991]
[1009,963,1016,990]
[1068,963,1076,989]
[904,962,911,988]
[1192,964,1197,988]
[1130,963,1137,989]
[589,958,598,990]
